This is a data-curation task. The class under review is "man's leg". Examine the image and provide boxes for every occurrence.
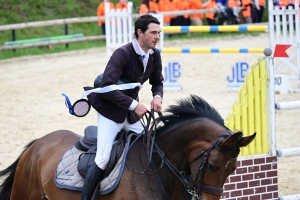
[81,161,103,200]
[123,119,144,134]
[81,113,124,200]
[95,113,124,169]
[190,17,203,26]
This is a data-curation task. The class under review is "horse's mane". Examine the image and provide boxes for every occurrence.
[156,95,226,132]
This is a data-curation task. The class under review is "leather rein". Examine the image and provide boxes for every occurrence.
[127,111,240,200]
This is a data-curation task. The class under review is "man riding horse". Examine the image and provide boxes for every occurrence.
[81,14,164,200]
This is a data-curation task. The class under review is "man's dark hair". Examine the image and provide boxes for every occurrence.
[134,14,160,38]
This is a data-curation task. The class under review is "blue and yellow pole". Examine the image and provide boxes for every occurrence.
[158,48,265,53]
[161,25,268,33]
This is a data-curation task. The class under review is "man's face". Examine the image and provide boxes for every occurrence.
[138,23,161,51]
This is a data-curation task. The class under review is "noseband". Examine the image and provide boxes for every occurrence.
[189,130,242,200]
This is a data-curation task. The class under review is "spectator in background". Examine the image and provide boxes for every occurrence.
[254,0,265,22]
[274,0,289,7]
[97,0,115,35]
[241,0,252,23]
[116,0,128,10]
[189,0,204,26]
[203,0,217,25]
[158,0,176,26]
[169,0,181,26]
[159,0,172,25]
[216,0,233,25]
[150,0,159,12]
[227,0,240,24]
[139,0,159,14]
[175,0,191,26]
[139,0,150,14]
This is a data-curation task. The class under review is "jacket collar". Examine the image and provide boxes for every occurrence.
[132,38,154,56]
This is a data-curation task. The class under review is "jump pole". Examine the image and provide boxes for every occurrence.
[161,25,268,33]
[277,148,300,157]
[275,101,300,110]
[158,48,264,53]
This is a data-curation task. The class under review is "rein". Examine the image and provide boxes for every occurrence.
[126,111,239,200]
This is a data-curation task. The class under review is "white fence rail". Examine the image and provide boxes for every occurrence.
[0,7,234,32]
[277,147,300,157]
[275,101,300,110]
[0,36,106,51]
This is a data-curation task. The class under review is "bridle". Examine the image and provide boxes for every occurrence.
[188,130,242,199]
[128,111,242,200]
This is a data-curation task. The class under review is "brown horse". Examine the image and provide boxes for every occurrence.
[0,95,255,200]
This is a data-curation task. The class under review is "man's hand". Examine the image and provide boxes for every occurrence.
[150,97,162,113]
[134,103,148,118]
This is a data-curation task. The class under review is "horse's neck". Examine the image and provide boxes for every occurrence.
[156,119,218,170]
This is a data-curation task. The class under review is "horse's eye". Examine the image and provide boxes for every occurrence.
[208,163,216,172]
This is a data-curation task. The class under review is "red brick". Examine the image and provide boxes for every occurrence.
[273,191,278,198]
[221,192,230,198]
[236,167,248,174]
[254,172,266,179]
[231,190,242,197]
[266,156,277,163]
[254,186,266,193]
[266,170,277,177]
[242,174,254,181]
[249,194,262,200]
[237,160,241,167]
[248,165,259,173]
[260,164,272,171]
[262,193,273,199]
[241,159,253,166]
[254,157,266,164]
[237,197,249,200]
[249,180,260,187]
[230,171,236,176]
[271,162,277,170]
[224,179,229,184]
[273,177,278,184]
[237,182,248,189]
[261,178,272,185]
[230,175,242,182]
[243,188,255,195]
[267,185,278,192]
[224,183,236,190]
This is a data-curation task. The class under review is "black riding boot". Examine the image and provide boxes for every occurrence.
[81,162,104,200]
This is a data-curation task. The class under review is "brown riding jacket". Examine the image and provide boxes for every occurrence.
[87,39,164,124]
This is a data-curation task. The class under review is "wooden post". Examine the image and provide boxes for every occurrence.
[65,24,69,49]
[12,29,16,53]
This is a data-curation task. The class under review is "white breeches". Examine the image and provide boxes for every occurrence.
[94,113,144,169]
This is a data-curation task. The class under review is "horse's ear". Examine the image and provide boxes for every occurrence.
[239,132,256,147]
[220,132,243,147]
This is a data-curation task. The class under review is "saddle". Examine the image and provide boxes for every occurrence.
[75,125,128,179]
